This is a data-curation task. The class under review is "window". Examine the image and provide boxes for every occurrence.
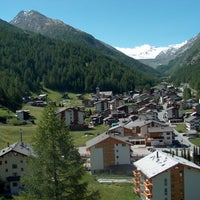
[0,161,2,165]
[5,169,8,172]
[12,182,18,187]
[164,178,167,186]
[164,188,168,195]
[21,168,24,171]
[122,144,126,147]
[5,160,7,164]
[12,164,17,169]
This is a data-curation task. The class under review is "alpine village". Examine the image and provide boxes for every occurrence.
[1,10,200,200]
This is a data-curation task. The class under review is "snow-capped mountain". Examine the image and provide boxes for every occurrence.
[116,42,187,60]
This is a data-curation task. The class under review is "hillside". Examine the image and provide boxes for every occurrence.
[157,34,200,90]
[10,10,159,77]
[0,19,155,111]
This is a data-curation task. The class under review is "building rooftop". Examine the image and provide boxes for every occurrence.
[148,126,173,133]
[86,133,131,149]
[134,150,200,179]
[0,142,33,157]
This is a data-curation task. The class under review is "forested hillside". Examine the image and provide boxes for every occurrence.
[10,10,160,77]
[0,19,155,111]
[157,34,200,90]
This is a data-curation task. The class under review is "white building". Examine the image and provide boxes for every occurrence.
[0,142,33,195]
[133,151,200,200]
[86,133,132,173]
[57,107,85,128]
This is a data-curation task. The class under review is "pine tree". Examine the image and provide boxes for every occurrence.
[22,104,99,200]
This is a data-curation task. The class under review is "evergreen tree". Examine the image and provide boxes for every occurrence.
[22,104,99,200]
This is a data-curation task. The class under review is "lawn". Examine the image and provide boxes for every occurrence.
[174,123,187,133]
[190,137,200,146]
[84,173,140,200]
[0,124,36,149]
[71,125,109,147]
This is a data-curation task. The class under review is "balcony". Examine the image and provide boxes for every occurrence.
[133,178,140,187]
[144,189,152,198]
[144,179,152,188]
[133,187,140,195]
[133,170,141,177]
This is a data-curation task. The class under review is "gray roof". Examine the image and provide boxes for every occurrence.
[86,133,131,149]
[134,150,200,179]
[0,142,33,157]
[185,115,198,122]
[148,126,173,133]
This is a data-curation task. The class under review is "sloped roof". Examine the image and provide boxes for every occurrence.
[86,133,131,149]
[148,126,173,133]
[134,150,200,179]
[0,142,33,157]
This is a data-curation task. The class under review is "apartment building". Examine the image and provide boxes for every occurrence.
[133,151,200,200]
[86,133,132,173]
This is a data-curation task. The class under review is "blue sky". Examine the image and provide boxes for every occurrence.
[1,0,200,48]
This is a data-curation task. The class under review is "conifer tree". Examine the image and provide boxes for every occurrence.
[22,104,99,200]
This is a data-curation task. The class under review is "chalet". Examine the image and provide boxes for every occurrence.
[121,119,166,138]
[109,98,125,111]
[0,142,33,195]
[185,115,200,131]
[38,94,48,101]
[57,107,86,129]
[86,133,132,173]
[146,126,173,146]
[165,102,183,123]
[94,99,109,113]
[133,151,200,200]
[16,110,30,120]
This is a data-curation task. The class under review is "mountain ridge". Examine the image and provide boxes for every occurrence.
[116,35,200,68]
[10,10,159,77]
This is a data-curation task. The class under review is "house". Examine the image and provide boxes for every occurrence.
[86,133,132,173]
[192,103,200,115]
[146,126,173,146]
[109,98,125,111]
[133,151,200,200]
[0,142,33,195]
[38,94,48,101]
[16,110,30,120]
[165,102,183,123]
[121,118,166,138]
[57,107,86,129]
[185,115,200,131]
[94,99,109,113]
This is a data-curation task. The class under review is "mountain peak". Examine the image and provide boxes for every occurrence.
[10,10,67,32]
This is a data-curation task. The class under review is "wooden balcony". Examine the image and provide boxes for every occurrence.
[133,187,140,195]
[144,189,152,198]
[144,179,152,188]
[133,170,141,177]
[133,178,140,187]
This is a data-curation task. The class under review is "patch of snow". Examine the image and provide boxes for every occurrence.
[116,41,187,59]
